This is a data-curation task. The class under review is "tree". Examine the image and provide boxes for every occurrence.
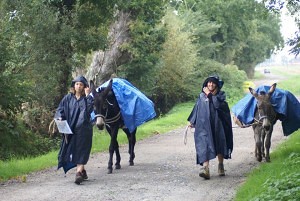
[263,0,300,56]
[234,14,283,77]
[86,0,167,90]
[151,9,198,113]
[190,0,284,78]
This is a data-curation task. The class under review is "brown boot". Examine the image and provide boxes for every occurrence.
[75,172,84,185]
[218,163,225,176]
[199,166,210,180]
[82,169,88,180]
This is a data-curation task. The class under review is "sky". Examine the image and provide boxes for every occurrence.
[277,6,298,59]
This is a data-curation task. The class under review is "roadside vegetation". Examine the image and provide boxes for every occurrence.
[234,130,300,201]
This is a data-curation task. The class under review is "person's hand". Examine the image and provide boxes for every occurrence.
[188,123,194,128]
[85,87,91,96]
[203,87,210,95]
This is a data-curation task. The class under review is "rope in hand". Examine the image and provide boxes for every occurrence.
[183,126,194,145]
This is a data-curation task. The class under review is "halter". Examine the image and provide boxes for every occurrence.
[254,113,268,124]
[252,104,277,130]
[94,99,121,126]
[234,107,276,129]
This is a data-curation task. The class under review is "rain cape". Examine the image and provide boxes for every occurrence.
[232,85,300,136]
[97,78,156,133]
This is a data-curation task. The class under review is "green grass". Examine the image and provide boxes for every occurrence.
[0,151,58,182]
[0,102,194,182]
[277,76,300,96]
[234,130,300,201]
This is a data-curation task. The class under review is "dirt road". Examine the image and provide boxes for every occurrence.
[0,71,289,201]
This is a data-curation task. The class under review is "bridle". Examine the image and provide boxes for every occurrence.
[250,104,277,128]
[94,98,121,127]
[233,104,276,129]
[254,113,268,125]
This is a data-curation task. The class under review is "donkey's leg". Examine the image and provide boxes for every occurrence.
[253,126,263,162]
[107,127,118,174]
[107,141,114,174]
[264,128,273,162]
[261,130,266,158]
[115,140,121,169]
[124,128,136,166]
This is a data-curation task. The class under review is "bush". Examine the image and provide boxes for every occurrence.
[0,118,60,161]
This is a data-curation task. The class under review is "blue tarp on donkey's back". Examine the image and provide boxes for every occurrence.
[232,85,300,136]
[98,78,156,133]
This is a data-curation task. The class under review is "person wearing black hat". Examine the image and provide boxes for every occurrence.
[54,75,94,184]
[187,75,233,180]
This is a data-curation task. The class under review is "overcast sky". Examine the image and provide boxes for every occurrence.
[278,6,298,59]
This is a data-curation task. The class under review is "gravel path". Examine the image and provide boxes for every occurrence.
[0,71,290,201]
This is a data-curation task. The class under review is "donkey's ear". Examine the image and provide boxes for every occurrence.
[89,80,97,95]
[107,79,113,90]
[102,79,113,96]
[90,80,94,89]
[249,87,258,98]
[269,83,277,95]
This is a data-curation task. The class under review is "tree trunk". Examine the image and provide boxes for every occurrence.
[86,10,131,86]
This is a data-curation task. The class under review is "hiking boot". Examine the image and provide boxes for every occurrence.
[82,169,88,180]
[199,166,210,180]
[75,172,84,185]
[218,163,225,176]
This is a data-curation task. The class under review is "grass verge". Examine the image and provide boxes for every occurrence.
[234,130,300,201]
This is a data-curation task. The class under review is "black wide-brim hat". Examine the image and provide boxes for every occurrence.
[71,75,89,88]
[202,75,224,89]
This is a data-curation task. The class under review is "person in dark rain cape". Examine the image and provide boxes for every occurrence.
[54,75,94,185]
[187,75,233,180]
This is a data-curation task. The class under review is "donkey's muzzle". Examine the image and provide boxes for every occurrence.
[264,125,271,131]
[96,124,104,130]
[95,116,105,130]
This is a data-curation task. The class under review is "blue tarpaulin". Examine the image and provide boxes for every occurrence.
[232,85,300,136]
[98,78,156,133]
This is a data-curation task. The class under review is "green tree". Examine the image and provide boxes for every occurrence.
[234,15,283,77]
[0,0,114,159]
[263,0,300,56]
[86,0,167,91]
[190,0,283,78]
[151,9,198,113]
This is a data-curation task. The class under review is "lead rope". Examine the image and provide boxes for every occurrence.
[183,126,195,145]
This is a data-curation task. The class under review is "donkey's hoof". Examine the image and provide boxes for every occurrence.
[129,161,134,166]
[115,164,121,169]
[107,168,113,174]
[257,157,262,162]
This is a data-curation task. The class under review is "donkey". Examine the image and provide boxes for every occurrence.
[90,79,137,174]
[249,83,278,162]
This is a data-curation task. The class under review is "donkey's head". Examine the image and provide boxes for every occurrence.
[249,83,277,131]
[90,79,113,130]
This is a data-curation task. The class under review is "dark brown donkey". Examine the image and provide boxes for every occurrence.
[90,79,137,174]
[249,83,278,162]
